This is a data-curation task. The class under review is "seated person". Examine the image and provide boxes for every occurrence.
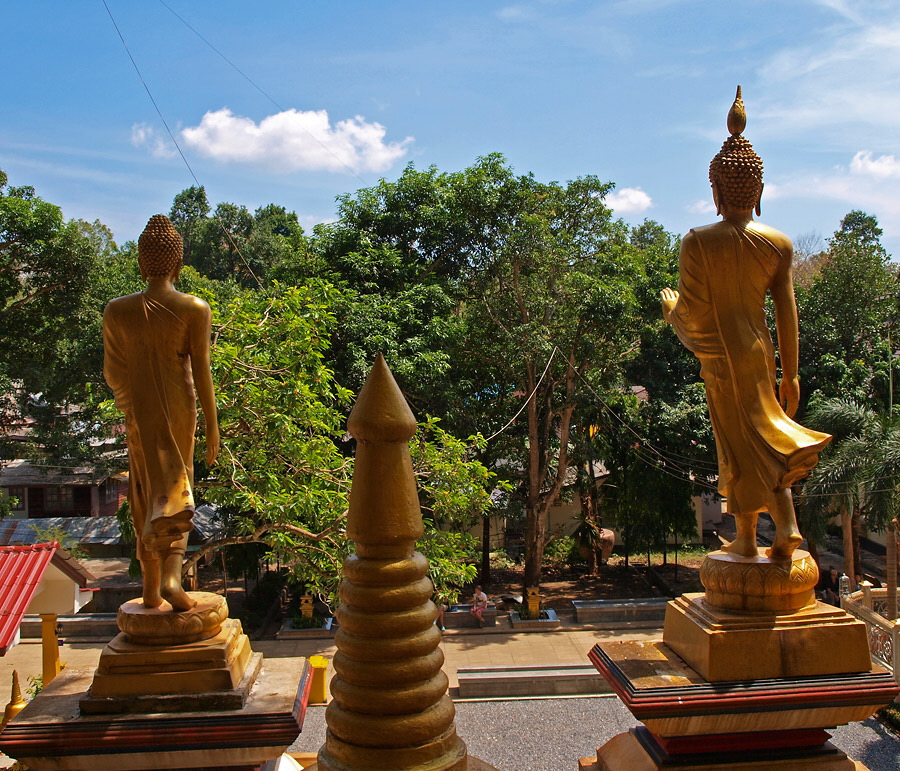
[470,586,489,627]
[433,592,449,631]
[818,566,840,606]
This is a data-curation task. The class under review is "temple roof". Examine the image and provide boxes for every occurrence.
[0,542,94,655]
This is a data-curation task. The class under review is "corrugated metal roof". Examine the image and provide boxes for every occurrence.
[0,508,223,550]
[0,543,56,655]
[0,517,124,546]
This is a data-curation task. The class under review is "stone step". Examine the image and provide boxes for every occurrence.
[456,663,612,698]
[571,598,669,625]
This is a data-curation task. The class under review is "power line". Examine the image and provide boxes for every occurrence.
[102,0,263,288]
[156,0,371,187]
[484,347,560,442]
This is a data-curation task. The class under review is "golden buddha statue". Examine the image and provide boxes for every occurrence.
[103,214,219,611]
[661,87,830,561]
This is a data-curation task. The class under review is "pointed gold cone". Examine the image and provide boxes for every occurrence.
[346,353,422,553]
[727,85,747,136]
[3,671,28,727]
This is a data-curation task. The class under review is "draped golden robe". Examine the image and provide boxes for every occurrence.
[668,223,830,515]
[103,292,197,557]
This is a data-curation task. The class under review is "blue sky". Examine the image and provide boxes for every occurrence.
[5,1,900,256]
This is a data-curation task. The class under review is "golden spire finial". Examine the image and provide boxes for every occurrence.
[3,671,27,727]
[727,85,746,136]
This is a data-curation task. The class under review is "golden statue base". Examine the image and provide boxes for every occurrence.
[581,639,894,771]
[662,549,869,682]
[116,591,229,645]
[582,551,892,771]
[699,548,818,612]
[663,593,870,682]
[81,591,255,714]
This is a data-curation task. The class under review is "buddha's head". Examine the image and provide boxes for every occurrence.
[709,86,764,216]
[138,214,183,281]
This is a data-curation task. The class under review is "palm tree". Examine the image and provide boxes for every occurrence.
[800,398,900,619]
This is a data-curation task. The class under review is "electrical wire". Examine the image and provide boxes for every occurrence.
[102,0,263,288]
[157,0,371,187]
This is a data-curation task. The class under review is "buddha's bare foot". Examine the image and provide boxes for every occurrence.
[766,531,802,561]
[143,590,163,609]
[721,536,758,557]
[160,577,196,612]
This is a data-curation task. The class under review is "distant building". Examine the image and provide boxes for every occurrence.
[0,460,126,518]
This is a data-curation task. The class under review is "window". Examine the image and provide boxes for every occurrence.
[4,487,25,511]
[45,487,74,511]
[103,481,119,503]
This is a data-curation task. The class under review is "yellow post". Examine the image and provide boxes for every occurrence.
[300,595,314,619]
[526,586,541,618]
[40,613,61,687]
[2,671,27,727]
[308,655,328,704]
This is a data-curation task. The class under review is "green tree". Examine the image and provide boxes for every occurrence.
[169,185,210,267]
[800,398,900,618]
[463,172,645,590]
[184,283,493,603]
[176,194,307,288]
[797,211,898,413]
[0,171,105,462]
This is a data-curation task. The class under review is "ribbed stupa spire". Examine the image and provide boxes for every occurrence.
[314,353,481,771]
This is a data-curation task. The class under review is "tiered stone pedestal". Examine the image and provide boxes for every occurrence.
[0,592,312,771]
[580,550,899,771]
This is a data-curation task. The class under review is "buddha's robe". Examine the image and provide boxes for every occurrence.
[667,223,830,515]
[103,292,197,557]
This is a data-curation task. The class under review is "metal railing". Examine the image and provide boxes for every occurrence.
[842,582,900,688]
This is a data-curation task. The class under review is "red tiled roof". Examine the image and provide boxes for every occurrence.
[0,542,73,655]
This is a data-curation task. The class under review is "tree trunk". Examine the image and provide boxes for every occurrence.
[841,508,855,581]
[523,501,547,593]
[851,506,862,584]
[480,514,491,585]
[807,538,820,568]
[887,522,898,621]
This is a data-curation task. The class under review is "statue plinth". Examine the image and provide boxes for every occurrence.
[0,592,312,770]
[115,591,229,645]
[584,551,889,770]
[661,549,870,682]
[0,657,311,771]
[581,639,895,771]
[583,556,891,770]
[699,548,818,613]
[82,591,255,711]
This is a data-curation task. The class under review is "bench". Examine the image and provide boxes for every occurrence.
[571,598,669,626]
[457,664,611,698]
[21,614,119,640]
[443,603,497,628]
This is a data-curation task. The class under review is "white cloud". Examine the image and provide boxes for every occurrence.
[180,108,412,174]
[130,123,176,159]
[765,150,900,240]
[850,150,900,179]
[687,199,715,215]
[753,8,900,144]
[605,187,652,214]
[496,5,537,21]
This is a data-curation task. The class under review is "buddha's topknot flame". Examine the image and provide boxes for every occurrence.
[709,86,763,212]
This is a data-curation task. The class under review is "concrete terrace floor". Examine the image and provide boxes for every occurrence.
[2,621,899,770]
